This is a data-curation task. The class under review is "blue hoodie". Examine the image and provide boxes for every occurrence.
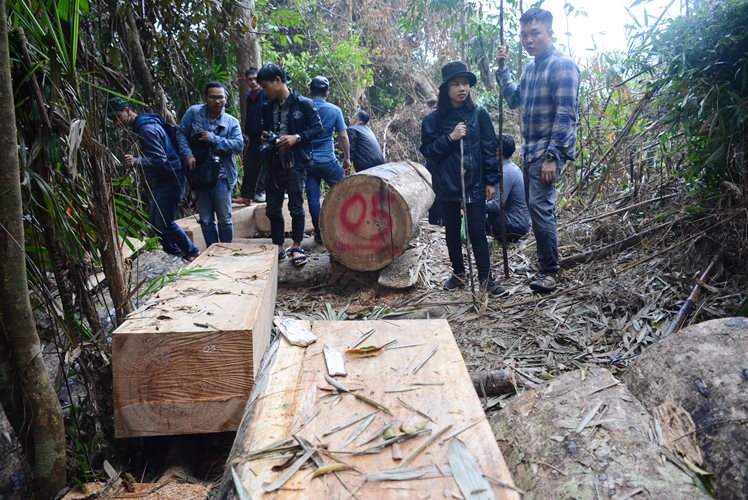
[132,113,183,178]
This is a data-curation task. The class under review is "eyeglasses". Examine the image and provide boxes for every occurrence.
[207,95,226,101]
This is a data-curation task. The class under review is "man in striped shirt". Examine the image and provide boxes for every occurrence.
[495,7,580,293]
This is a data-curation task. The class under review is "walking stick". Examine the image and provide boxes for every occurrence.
[460,136,477,308]
[497,0,510,279]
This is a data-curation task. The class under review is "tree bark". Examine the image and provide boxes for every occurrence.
[319,161,434,271]
[118,5,173,122]
[234,0,261,128]
[0,4,67,496]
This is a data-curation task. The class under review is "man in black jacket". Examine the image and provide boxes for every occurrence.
[237,67,267,205]
[256,64,323,267]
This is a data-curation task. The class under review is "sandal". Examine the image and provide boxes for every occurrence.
[288,247,307,268]
[278,247,287,261]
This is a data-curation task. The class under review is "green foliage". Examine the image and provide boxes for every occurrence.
[139,267,219,298]
[640,0,748,192]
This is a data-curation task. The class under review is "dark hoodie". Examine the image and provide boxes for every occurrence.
[132,113,183,178]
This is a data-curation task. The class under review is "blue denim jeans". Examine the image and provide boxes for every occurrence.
[486,212,530,243]
[442,200,492,281]
[196,178,233,247]
[524,157,561,273]
[149,174,199,258]
[306,160,344,236]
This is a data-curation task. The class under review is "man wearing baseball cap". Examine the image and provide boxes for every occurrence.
[307,75,350,245]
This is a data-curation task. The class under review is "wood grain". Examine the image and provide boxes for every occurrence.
[176,204,259,250]
[225,319,518,499]
[253,199,314,235]
[112,242,277,437]
[319,161,434,271]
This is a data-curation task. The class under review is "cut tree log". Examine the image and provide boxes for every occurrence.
[112,242,277,437]
[253,199,314,234]
[320,161,434,271]
[378,245,425,289]
[219,319,518,499]
[176,204,259,251]
[622,318,748,499]
[491,367,708,499]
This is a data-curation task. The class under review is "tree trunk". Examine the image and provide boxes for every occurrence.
[320,161,434,271]
[118,5,173,122]
[88,155,133,324]
[0,3,67,496]
[234,0,261,128]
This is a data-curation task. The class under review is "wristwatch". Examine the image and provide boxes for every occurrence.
[294,134,301,143]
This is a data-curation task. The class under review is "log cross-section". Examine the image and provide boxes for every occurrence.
[320,161,434,271]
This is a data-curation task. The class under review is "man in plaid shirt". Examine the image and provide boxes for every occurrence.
[496,7,580,293]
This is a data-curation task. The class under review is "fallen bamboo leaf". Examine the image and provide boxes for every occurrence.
[400,417,428,435]
[358,420,397,447]
[343,413,376,447]
[262,447,316,492]
[322,411,376,437]
[366,464,451,482]
[246,437,298,460]
[448,438,495,500]
[325,374,393,415]
[398,424,452,469]
[356,429,430,455]
[346,345,386,357]
[310,463,353,479]
[231,466,250,500]
[350,329,375,349]
[484,474,526,495]
[575,401,604,434]
[412,346,439,374]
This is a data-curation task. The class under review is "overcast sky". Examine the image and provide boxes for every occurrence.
[532,0,681,57]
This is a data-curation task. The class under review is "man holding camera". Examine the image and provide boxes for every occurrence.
[107,97,200,261]
[176,82,244,247]
[256,64,323,267]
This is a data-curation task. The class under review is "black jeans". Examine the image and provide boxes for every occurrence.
[442,200,492,281]
[266,168,306,245]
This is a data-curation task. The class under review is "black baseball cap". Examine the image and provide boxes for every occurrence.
[310,76,330,92]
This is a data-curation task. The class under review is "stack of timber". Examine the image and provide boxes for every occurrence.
[319,161,434,271]
[253,198,315,234]
[220,319,518,499]
[112,242,278,437]
[176,204,260,251]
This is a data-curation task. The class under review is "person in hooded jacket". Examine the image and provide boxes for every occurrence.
[419,62,505,296]
[107,97,200,261]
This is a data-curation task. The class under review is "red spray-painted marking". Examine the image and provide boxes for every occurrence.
[334,192,399,254]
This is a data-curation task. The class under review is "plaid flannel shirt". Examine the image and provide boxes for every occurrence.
[497,46,580,164]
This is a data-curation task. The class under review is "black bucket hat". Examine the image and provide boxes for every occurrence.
[439,61,477,88]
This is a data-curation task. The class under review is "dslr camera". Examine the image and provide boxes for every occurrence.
[259,131,280,154]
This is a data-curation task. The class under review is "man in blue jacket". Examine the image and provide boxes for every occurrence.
[236,67,268,205]
[176,82,244,247]
[107,97,200,261]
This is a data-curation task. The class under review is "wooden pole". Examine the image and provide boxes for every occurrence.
[498,0,510,278]
[664,255,721,337]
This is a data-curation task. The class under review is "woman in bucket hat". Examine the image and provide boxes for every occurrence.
[420,61,506,297]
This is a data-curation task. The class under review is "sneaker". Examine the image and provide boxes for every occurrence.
[482,279,508,297]
[443,273,466,291]
[254,192,266,203]
[530,273,558,293]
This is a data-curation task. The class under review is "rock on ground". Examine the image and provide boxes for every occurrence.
[622,317,748,499]
[490,367,707,499]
